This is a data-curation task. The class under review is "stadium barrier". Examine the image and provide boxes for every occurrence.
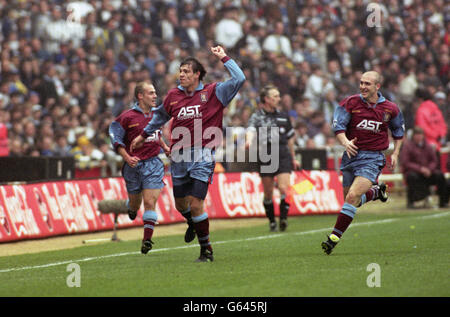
[0,170,343,243]
[0,157,75,183]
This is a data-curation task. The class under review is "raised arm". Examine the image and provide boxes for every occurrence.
[211,46,246,107]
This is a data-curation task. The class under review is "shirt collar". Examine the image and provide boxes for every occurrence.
[359,92,386,107]
[132,102,151,115]
[262,108,279,115]
[177,82,204,95]
[131,102,143,112]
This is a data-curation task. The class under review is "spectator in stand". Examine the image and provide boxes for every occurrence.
[22,119,37,148]
[321,88,339,125]
[34,62,59,107]
[178,14,206,51]
[95,17,125,57]
[0,120,9,157]
[215,6,243,51]
[262,21,293,59]
[433,92,449,136]
[306,110,326,139]
[53,133,72,157]
[236,23,264,59]
[39,136,55,156]
[158,4,180,43]
[400,126,449,209]
[313,122,333,149]
[303,64,335,111]
[99,80,123,116]
[8,136,22,156]
[414,88,447,153]
[294,121,309,150]
[70,135,106,170]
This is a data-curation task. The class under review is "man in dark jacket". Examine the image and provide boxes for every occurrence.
[400,126,449,208]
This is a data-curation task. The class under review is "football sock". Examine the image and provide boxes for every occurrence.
[358,186,380,207]
[192,213,212,252]
[142,210,157,241]
[279,195,290,220]
[329,234,340,243]
[126,199,137,213]
[263,198,275,223]
[332,203,357,238]
[180,207,193,224]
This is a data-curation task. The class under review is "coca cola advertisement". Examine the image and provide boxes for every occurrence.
[0,171,343,243]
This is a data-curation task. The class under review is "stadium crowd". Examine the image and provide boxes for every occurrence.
[0,0,448,173]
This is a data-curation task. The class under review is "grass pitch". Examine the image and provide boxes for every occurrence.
[0,195,449,298]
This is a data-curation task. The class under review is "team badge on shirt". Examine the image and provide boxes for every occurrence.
[200,92,208,103]
[383,112,391,122]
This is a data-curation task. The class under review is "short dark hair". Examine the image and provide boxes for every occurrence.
[259,85,277,104]
[180,57,207,81]
[134,81,150,100]
[415,88,431,100]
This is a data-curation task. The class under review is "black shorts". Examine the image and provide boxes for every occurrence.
[258,154,293,177]
[172,178,210,200]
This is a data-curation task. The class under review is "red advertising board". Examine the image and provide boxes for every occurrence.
[0,171,343,243]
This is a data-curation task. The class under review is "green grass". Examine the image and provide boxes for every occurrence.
[0,197,449,298]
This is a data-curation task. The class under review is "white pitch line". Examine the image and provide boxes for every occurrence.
[0,212,449,274]
[417,211,450,219]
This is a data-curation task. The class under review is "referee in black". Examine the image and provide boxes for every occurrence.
[246,85,300,231]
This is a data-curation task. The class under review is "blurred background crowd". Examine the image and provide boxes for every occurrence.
[0,0,448,174]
